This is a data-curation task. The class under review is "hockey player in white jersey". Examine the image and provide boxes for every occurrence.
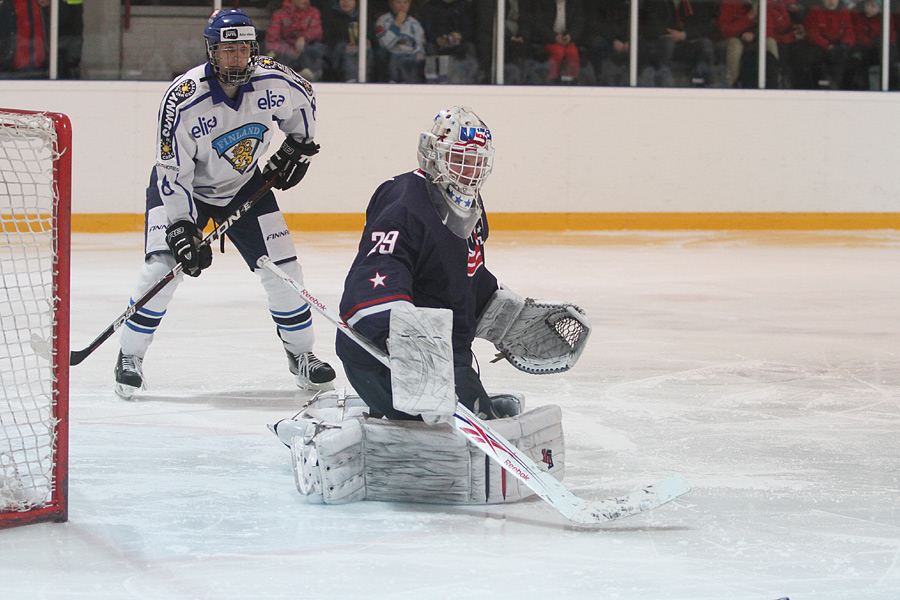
[114,8,336,399]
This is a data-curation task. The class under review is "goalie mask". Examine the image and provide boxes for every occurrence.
[418,106,495,238]
[204,9,259,86]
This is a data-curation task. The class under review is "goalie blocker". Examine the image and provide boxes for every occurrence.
[475,287,591,374]
[270,391,565,505]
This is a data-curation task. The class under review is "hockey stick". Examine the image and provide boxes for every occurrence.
[67,174,279,366]
[257,255,691,525]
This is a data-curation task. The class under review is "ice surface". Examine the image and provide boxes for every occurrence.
[2,230,899,600]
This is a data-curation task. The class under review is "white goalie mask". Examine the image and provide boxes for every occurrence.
[417,106,495,238]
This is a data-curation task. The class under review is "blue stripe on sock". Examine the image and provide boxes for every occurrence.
[125,321,157,335]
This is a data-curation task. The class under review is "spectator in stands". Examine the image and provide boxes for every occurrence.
[791,0,855,88]
[322,0,372,81]
[850,0,897,89]
[524,0,584,84]
[374,0,426,82]
[582,0,631,86]
[266,0,326,81]
[503,0,541,84]
[58,0,83,79]
[472,0,496,83]
[717,0,802,88]
[0,0,48,76]
[418,0,479,83]
[638,0,716,86]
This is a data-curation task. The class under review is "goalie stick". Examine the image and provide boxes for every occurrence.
[257,255,691,525]
[66,174,279,366]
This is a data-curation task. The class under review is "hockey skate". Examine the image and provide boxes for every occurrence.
[285,350,336,391]
[114,350,145,399]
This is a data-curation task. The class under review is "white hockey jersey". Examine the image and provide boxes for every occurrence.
[154,57,316,224]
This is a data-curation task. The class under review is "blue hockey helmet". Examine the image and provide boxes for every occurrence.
[203,9,259,85]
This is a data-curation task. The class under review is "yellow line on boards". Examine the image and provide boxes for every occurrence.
[57,212,900,233]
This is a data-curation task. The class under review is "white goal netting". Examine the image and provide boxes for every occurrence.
[0,110,67,517]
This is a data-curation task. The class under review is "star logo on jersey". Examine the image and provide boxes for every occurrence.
[211,123,269,173]
[369,271,387,288]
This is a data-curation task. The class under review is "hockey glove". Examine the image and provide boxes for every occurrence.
[263,137,320,190]
[165,220,212,277]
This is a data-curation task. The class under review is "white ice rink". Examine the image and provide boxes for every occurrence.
[3,229,900,600]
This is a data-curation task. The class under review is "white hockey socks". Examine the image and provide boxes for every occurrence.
[258,259,315,354]
[119,254,182,358]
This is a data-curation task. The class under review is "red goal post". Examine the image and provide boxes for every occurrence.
[0,109,71,528]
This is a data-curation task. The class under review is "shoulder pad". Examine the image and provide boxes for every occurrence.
[255,56,315,95]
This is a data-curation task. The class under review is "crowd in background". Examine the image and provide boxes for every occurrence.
[1,0,82,78]
[1,0,897,89]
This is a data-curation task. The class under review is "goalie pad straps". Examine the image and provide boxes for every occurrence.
[273,392,566,505]
[388,304,455,423]
[475,287,592,375]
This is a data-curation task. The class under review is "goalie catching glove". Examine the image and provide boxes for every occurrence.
[476,287,591,374]
[165,220,212,277]
[263,137,320,190]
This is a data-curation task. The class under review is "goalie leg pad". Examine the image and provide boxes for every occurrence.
[273,391,565,505]
[480,404,565,503]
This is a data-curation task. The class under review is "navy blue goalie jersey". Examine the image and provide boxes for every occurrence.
[336,170,499,370]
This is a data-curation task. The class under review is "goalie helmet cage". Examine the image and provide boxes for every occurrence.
[0,109,71,529]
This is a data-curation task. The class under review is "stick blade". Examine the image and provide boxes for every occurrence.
[569,473,691,525]
[69,347,91,366]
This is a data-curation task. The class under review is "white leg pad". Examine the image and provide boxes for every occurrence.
[270,391,565,505]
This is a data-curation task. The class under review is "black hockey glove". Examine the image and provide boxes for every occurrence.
[165,220,212,277]
[263,137,320,190]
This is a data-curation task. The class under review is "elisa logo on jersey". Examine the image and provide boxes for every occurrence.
[211,123,269,173]
[257,89,285,110]
[191,116,217,139]
[459,126,490,147]
[159,79,198,160]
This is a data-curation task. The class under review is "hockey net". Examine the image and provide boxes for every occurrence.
[0,109,70,528]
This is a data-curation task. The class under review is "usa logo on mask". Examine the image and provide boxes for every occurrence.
[459,127,490,147]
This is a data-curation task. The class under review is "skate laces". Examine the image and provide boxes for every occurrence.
[299,352,326,374]
[120,354,143,375]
